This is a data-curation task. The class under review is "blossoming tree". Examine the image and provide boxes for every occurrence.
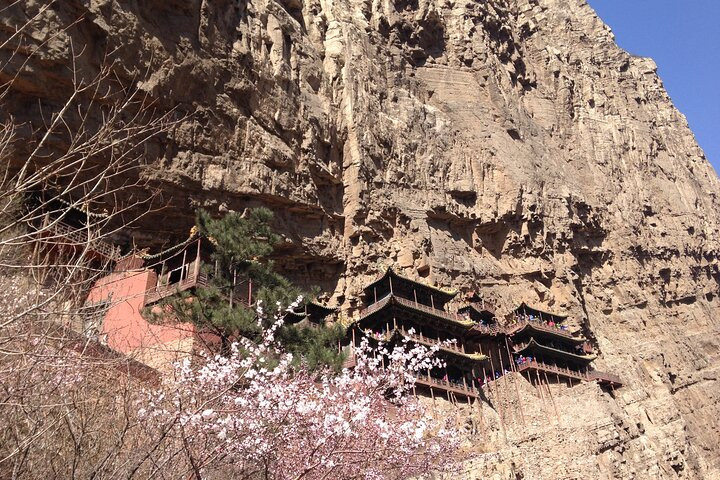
[139,300,464,479]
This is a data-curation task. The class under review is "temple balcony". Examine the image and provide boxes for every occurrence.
[144,270,210,305]
[45,219,120,260]
[468,323,505,336]
[513,338,596,365]
[358,294,474,329]
[363,267,457,311]
[413,372,479,399]
[362,325,487,362]
[340,348,481,399]
[516,359,622,389]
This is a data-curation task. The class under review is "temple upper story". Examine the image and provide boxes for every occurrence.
[514,302,568,325]
[362,267,457,310]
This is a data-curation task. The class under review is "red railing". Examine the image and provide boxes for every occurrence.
[46,221,120,260]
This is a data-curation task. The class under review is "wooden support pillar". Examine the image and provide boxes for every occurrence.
[194,239,201,277]
[248,278,255,308]
[158,260,166,287]
[543,370,560,423]
[489,353,505,427]
[501,340,525,427]
[534,369,543,398]
[181,248,187,281]
[481,364,489,394]
[374,287,377,303]
[430,294,435,310]
[414,288,418,305]
[389,276,393,295]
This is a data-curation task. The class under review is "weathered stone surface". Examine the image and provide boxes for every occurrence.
[2,0,720,477]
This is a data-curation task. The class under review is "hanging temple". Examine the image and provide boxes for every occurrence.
[38,208,623,399]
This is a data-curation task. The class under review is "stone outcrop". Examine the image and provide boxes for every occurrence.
[2,0,720,477]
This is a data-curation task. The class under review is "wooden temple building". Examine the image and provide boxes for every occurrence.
[507,304,622,388]
[350,268,487,399]
[349,267,623,402]
[84,234,237,371]
[33,198,120,265]
[284,301,337,327]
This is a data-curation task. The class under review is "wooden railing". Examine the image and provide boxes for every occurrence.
[359,294,472,326]
[413,373,479,398]
[516,360,622,387]
[359,294,393,319]
[506,318,580,341]
[517,359,587,381]
[400,327,466,354]
[47,221,120,260]
[339,351,479,397]
[144,272,209,305]
[512,340,592,359]
[393,296,473,326]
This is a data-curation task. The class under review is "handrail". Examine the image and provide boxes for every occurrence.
[413,373,479,397]
[394,327,486,360]
[513,339,594,360]
[516,359,622,386]
[144,271,209,305]
[46,221,120,260]
[392,296,475,327]
[517,359,588,381]
[338,352,479,397]
[359,294,393,319]
[359,294,474,327]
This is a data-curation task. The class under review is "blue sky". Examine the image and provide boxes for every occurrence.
[587,1,720,176]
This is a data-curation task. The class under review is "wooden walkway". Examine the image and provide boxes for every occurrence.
[144,272,209,305]
[517,360,622,388]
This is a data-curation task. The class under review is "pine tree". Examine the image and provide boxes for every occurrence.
[151,209,345,370]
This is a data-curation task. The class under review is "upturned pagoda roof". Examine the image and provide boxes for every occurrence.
[507,320,585,344]
[362,267,457,303]
[284,300,337,324]
[357,294,474,334]
[515,338,595,365]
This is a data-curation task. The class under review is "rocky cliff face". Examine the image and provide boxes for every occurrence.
[3,0,720,477]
